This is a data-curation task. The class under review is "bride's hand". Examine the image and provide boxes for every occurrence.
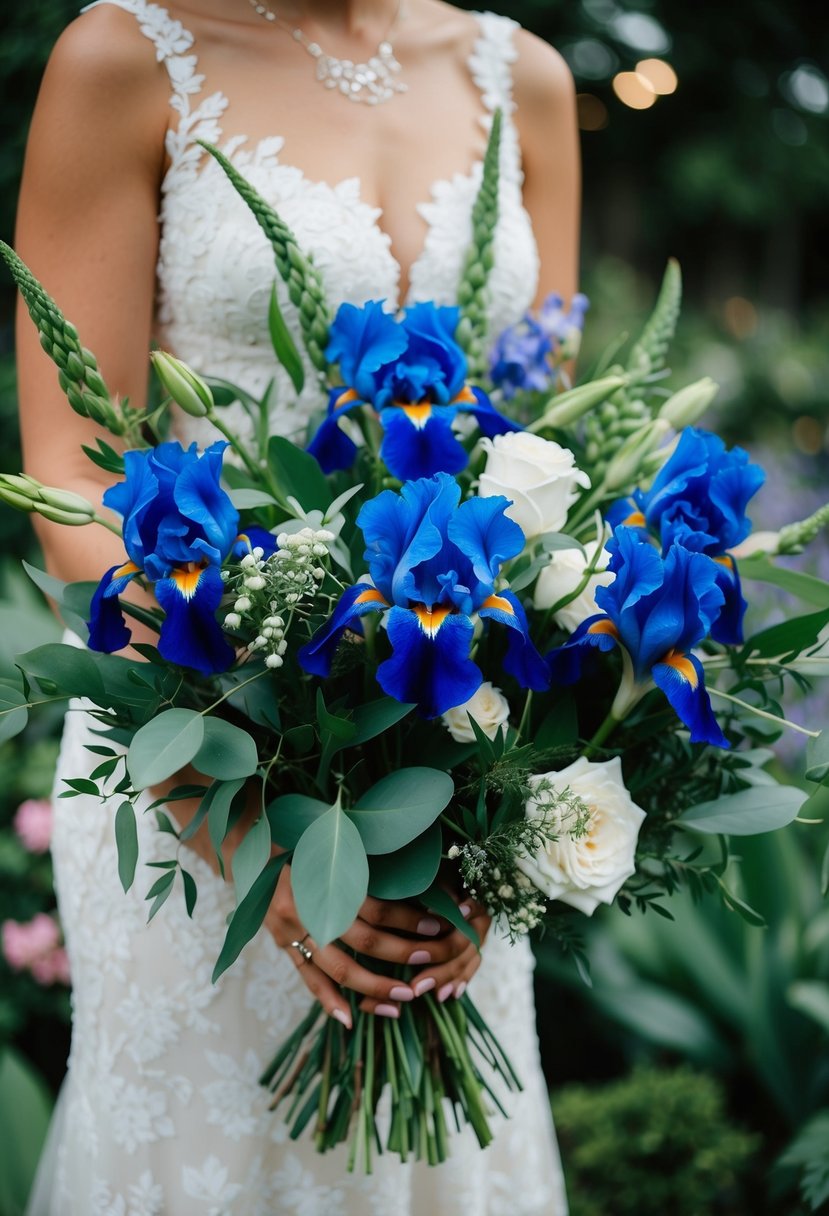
[265,863,491,1027]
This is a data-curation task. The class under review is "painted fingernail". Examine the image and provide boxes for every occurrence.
[417,917,442,936]
[407,950,431,966]
[374,1004,400,1019]
[413,977,436,997]
[458,903,472,919]
[455,981,467,1000]
[437,982,454,1003]
[332,1008,352,1029]
[389,985,414,1002]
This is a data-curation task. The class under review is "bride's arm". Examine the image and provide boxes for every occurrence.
[512,30,582,307]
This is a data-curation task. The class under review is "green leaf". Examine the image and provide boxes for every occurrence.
[677,783,807,836]
[739,555,829,609]
[745,607,829,660]
[213,854,289,981]
[193,716,259,780]
[283,723,315,755]
[0,680,28,743]
[268,283,305,393]
[719,884,766,926]
[292,804,369,945]
[787,981,829,1035]
[0,1048,52,1216]
[115,801,139,892]
[205,778,247,874]
[345,697,415,749]
[22,560,95,638]
[127,709,205,789]
[367,823,442,899]
[181,868,198,918]
[232,812,273,903]
[18,642,106,703]
[315,687,357,741]
[420,883,480,948]
[267,435,330,513]
[227,487,278,509]
[145,869,175,921]
[535,694,579,750]
[348,767,454,855]
[267,792,330,849]
[806,731,829,784]
[777,1113,829,1211]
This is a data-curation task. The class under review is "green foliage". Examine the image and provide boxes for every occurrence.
[555,1065,759,1216]
[0,1047,53,1216]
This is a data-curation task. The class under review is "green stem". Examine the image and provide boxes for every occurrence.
[205,407,265,485]
[583,710,619,757]
[92,513,124,537]
[706,686,819,737]
[200,667,268,716]
[515,689,533,743]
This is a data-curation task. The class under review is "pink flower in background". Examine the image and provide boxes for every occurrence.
[1,914,69,985]
[13,799,53,853]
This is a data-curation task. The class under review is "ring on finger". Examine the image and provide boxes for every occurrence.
[290,932,313,964]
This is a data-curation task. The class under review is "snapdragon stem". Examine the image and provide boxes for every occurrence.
[706,687,820,737]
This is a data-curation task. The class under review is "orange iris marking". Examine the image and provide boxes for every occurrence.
[399,401,433,429]
[481,593,515,616]
[660,649,698,687]
[714,554,734,569]
[452,384,478,405]
[171,563,206,600]
[113,560,140,581]
[334,387,361,411]
[623,510,646,527]
[413,603,454,637]
[355,587,389,607]
[588,619,620,638]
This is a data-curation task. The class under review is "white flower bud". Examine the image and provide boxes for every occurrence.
[448,845,461,859]
[265,653,284,669]
[240,553,257,570]
[234,596,252,612]
[244,575,266,590]
[224,612,242,629]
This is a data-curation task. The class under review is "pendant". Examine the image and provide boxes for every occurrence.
[309,42,407,105]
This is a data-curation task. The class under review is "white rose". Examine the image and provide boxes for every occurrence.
[534,540,614,633]
[478,433,591,539]
[441,682,511,743]
[515,756,646,915]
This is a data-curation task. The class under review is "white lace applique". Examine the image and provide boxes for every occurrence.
[34,4,566,1214]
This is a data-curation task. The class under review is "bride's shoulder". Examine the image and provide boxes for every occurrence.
[511,25,576,112]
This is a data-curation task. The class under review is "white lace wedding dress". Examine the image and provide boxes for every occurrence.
[29,3,568,1212]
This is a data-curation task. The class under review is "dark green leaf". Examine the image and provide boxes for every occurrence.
[420,883,480,948]
[315,688,357,741]
[181,868,198,919]
[0,680,29,743]
[746,607,829,660]
[18,642,106,704]
[344,697,415,749]
[739,555,829,609]
[193,716,259,780]
[267,435,330,512]
[367,823,442,899]
[720,885,766,926]
[292,804,369,945]
[154,810,180,837]
[22,561,95,638]
[805,731,829,784]
[127,709,205,789]
[213,854,289,981]
[283,724,315,755]
[535,694,579,750]
[268,283,305,393]
[146,870,176,921]
[206,778,247,875]
[348,767,454,855]
[115,801,139,892]
[677,784,807,835]
[232,813,273,903]
[267,793,330,849]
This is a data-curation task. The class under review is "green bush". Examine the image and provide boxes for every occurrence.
[554,1065,759,1216]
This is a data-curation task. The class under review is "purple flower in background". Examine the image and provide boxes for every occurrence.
[489,292,589,398]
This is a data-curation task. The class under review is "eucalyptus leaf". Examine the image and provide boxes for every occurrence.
[348,767,453,855]
[267,435,330,513]
[367,823,442,899]
[292,804,369,946]
[677,784,807,836]
[127,709,205,789]
[232,812,273,903]
[18,643,106,704]
[267,792,330,849]
[212,854,289,981]
[0,681,28,743]
[193,716,259,780]
[205,778,247,873]
[806,731,829,784]
[420,883,480,948]
[23,560,94,638]
[114,801,139,892]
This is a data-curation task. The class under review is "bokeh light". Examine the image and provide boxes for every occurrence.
[577,93,610,131]
[723,296,758,340]
[635,58,678,95]
[612,71,657,110]
[792,415,825,456]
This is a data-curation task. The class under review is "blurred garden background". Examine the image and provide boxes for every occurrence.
[0,0,828,1212]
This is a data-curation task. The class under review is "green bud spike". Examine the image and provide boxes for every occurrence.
[150,351,213,418]
[527,374,628,433]
[777,502,829,555]
[601,419,671,494]
[627,258,683,389]
[197,141,332,374]
[456,108,502,378]
[0,241,141,443]
[0,472,97,524]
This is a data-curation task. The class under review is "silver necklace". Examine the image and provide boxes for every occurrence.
[246,1,407,105]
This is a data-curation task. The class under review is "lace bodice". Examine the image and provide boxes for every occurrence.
[84,0,540,450]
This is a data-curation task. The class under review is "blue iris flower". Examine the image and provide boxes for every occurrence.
[607,428,765,645]
[87,441,242,674]
[308,300,521,481]
[298,472,550,718]
[547,526,729,747]
[489,292,590,399]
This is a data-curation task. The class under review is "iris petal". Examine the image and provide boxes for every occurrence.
[652,651,728,747]
[155,563,235,675]
[173,441,239,564]
[103,450,159,569]
[359,473,460,604]
[307,387,364,474]
[449,495,526,590]
[710,556,747,646]
[458,385,523,439]
[231,526,278,559]
[325,300,408,400]
[379,409,468,481]
[298,583,388,677]
[378,605,479,719]
[87,562,139,654]
[478,589,551,690]
[546,614,620,684]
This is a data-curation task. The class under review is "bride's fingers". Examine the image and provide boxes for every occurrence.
[359,895,446,938]
[311,940,416,1005]
[284,948,354,1028]
[338,917,471,966]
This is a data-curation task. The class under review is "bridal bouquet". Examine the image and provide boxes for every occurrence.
[2,113,828,1171]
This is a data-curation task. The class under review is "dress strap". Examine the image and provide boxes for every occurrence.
[468,12,523,186]
[79,0,226,179]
